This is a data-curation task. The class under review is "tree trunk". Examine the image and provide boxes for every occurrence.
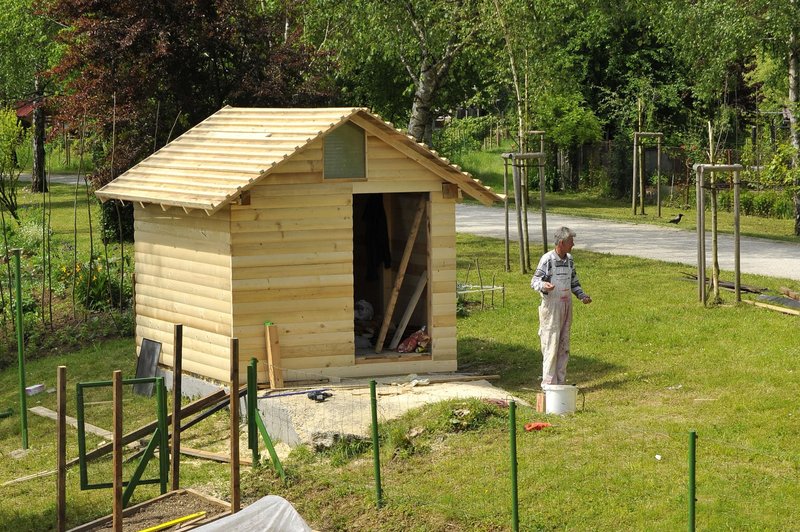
[408,66,439,146]
[789,14,800,236]
[31,77,48,193]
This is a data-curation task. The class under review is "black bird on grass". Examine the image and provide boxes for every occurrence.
[668,213,684,224]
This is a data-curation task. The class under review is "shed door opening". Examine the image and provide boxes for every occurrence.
[353,193,429,359]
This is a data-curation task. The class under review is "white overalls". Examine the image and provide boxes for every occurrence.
[532,252,585,386]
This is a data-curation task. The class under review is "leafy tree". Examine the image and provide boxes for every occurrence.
[0,109,27,222]
[46,0,334,191]
[0,0,63,192]
[301,0,484,145]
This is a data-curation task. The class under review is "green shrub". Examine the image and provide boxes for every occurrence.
[65,256,132,310]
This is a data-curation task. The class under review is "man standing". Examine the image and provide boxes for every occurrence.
[531,227,592,386]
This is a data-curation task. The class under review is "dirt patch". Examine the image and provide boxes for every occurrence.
[259,377,526,450]
[77,489,228,532]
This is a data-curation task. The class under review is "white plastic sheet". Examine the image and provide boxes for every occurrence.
[195,495,312,532]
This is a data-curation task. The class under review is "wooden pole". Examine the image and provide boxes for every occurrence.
[521,160,531,270]
[374,197,426,352]
[539,133,548,254]
[229,338,240,514]
[171,324,183,491]
[112,370,123,532]
[696,166,706,304]
[632,135,638,214]
[733,170,741,302]
[503,159,510,271]
[512,162,526,273]
[639,140,646,215]
[657,136,662,218]
[56,365,67,532]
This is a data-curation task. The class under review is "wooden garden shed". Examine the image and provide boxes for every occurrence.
[96,107,500,384]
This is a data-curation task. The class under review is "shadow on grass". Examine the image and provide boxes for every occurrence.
[458,337,625,393]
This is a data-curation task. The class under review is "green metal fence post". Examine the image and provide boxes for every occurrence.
[510,400,519,532]
[76,383,88,489]
[689,431,697,532]
[12,249,28,449]
[370,380,383,508]
[156,377,168,494]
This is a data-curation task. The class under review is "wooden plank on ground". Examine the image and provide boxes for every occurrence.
[741,299,800,316]
[179,446,253,466]
[29,406,113,440]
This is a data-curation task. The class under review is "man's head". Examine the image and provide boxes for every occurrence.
[554,226,576,257]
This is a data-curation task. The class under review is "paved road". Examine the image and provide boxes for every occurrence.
[457,203,800,282]
[19,172,82,185]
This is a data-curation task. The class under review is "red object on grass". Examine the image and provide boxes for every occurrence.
[524,422,552,432]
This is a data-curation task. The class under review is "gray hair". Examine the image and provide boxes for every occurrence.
[554,226,576,246]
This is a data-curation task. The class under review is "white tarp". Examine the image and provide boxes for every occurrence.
[195,495,312,532]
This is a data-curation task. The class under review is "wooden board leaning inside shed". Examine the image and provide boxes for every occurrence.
[353,192,430,360]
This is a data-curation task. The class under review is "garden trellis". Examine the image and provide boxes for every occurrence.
[501,141,547,274]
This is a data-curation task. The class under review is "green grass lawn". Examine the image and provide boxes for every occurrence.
[1,234,798,531]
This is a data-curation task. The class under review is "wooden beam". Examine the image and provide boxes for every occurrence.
[179,446,253,466]
[265,324,283,389]
[229,338,241,514]
[389,271,428,350]
[56,366,66,532]
[374,197,426,353]
[442,183,459,200]
[741,299,800,316]
[171,324,183,491]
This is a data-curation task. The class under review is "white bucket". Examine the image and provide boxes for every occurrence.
[542,384,578,415]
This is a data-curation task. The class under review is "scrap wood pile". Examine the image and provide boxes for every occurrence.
[679,272,767,294]
[681,273,800,316]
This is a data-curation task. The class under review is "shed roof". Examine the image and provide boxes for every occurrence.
[96,106,501,214]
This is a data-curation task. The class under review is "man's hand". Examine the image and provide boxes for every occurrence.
[541,281,554,293]
[581,295,592,304]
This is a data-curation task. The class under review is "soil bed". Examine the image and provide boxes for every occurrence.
[72,489,228,532]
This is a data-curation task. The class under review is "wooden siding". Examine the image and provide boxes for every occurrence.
[230,148,355,378]
[134,205,235,382]
[429,192,458,361]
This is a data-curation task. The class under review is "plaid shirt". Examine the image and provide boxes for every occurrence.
[530,250,588,301]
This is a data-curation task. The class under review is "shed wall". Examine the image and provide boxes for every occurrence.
[134,205,234,382]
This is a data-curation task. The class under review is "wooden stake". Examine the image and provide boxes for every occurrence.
[264,324,283,389]
[229,338,240,514]
[56,366,66,532]
[112,370,123,532]
[171,324,183,491]
[375,197,426,353]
